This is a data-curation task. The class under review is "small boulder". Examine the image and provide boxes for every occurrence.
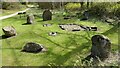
[21,42,46,53]
[2,26,17,37]
[42,9,52,21]
[27,14,34,24]
[43,24,52,27]
[49,32,57,36]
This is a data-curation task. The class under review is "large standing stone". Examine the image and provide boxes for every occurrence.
[42,9,52,21]
[91,35,111,61]
[21,42,46,53]
[27,14,34,24]
[2,26,17,37]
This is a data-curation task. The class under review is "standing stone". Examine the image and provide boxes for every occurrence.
[81,11,89,20]
[27,14,34,24]
[84,11,89,19]
[91,35,111,61]
[2,26,17,37]
[42,9,52,21]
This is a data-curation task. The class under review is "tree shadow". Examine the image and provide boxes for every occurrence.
[2,48,21,50]
[37,20,44,22]
[31,32,68,49]
[58,32,91,41]
[3,40,22,66]
[39,35,67,49]
[51,41,90,65]
[22,23,32,25]
[102,23,119,35]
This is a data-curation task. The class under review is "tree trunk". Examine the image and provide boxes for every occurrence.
[80,2,84,9]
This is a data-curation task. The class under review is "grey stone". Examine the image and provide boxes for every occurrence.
[49,32,57,36]
[42,9,52,21]
[43,24,52,27]
[2,26,17,37]
[22,42,46,53]
[59,24,98,32]
[59,24,82,31]
[91,35,111,61]
[105,19,115,24]
[81,11,89,20]
[27,14,34,24]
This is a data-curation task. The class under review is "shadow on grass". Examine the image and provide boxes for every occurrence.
[58,32,91,41]
[2,48,21,50]
[0,35,11,40]
[51,41,90,65]
[31,32,67,49]
[39,35,67,49]
[22,23,32,25]
[4,40,22,66]
[102,23,119,35]
[37,20,44,22]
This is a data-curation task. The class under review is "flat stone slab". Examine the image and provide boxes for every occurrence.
[59,24,97,31]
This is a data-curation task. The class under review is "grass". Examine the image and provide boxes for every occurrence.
[0,9,119,66]
[0,6,27,17]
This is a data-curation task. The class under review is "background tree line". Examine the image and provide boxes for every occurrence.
[1,2,120,19]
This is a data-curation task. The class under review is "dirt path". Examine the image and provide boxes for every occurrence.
[0,8,30,20]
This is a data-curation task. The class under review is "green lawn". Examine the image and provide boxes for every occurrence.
[0,9,118,66]
[0,6,27,17]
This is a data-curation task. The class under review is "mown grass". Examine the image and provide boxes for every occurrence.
[0,6,27,17]
[0,9,118,66]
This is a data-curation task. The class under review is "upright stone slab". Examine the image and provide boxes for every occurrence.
[84,11,89,19]
[91,35,111,61]
[27,14,34,24]
[2,26,17,37]
[81,11,89,20]
[42,9,52,21]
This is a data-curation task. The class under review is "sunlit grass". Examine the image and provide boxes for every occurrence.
[1,11,118,66]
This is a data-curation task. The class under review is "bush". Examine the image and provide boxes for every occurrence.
[2,2,21,10]
[115,8,120,18]
[65,3,80,11]
[88,3,107,17]
[38,2,53,9]
[88,3,120,18]
[113,4,120,18]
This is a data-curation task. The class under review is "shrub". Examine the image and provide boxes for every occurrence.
[38,2,53,9]
[88,3,120,18]
[88,3,107,17]
[2,2,21,10]
[113,4,120,18]
[65,3,80,11]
